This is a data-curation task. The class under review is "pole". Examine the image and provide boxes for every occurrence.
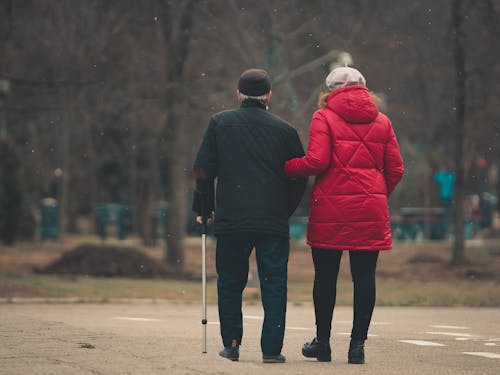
[201,213,208,353]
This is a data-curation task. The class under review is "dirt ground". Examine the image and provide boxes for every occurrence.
[36,243,174,278]
[0,235,499,284]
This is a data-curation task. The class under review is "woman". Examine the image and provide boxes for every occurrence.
[285,67,404,364]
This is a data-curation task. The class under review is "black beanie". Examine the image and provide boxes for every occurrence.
[238,69,271,96]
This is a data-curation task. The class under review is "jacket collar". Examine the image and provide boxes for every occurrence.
[240,99,267,109]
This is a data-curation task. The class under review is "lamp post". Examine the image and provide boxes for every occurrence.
[0,78,10,140]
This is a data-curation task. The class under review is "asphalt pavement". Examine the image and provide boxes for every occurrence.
[1,301,499,374]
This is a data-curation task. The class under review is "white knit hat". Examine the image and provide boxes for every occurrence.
[325,67,366,90]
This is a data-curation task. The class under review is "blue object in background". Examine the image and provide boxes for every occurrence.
[289,216,307,241]
[40,198,59,240]
[434,170,456,202]
[391,207,447,241]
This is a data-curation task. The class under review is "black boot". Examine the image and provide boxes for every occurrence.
[219,339,239,361]
[348,339,365,364]
[302,337,332,362]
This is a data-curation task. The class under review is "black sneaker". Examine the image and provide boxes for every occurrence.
[262,353,286,363]
[348,339,365,364]
[302,337,332,362]
[219,339,239,361]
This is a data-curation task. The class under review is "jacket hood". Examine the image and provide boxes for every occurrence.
[326,85,379,124]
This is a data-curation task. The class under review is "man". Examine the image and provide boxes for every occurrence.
[192,68,307,363]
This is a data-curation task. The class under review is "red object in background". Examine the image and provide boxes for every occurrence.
[476,156,488,170]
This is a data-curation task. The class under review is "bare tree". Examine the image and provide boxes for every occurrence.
[2,1,498,264]
[158,0,197,275]
[451,0,466,264]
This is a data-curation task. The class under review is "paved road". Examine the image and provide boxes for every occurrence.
[1,302,499,374]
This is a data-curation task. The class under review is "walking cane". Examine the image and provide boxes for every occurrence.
[201,211,208,353]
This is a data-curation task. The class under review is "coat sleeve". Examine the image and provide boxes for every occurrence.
[192,178,215,217]
[286,129,308,216]
[193,117,217,179]
[383,120,404,196]
[285,113,331,177]
[192,118,217,216]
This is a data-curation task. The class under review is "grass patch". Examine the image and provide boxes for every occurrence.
[1,274,499,307]
[289,280,500,307]
[376,280,500,306]
[0,274,217,303]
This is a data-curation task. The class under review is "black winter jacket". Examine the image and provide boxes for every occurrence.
[192,100,307,237]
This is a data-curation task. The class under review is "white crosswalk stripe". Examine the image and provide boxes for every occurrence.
[400,340,445,347]
[426,331,478,338]
[430,325,470,330]
[463,352,500,359]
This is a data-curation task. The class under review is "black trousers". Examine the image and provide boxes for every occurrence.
[216,234,290,356]
[311,248,379,341]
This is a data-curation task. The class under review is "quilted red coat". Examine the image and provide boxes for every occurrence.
[285,85,404,250]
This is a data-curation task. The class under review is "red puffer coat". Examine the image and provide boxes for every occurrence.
[285,85,404,250]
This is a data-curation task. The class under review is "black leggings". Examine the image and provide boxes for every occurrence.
[311,248,379,341]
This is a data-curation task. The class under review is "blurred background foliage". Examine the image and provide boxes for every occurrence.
[0,0,498,273]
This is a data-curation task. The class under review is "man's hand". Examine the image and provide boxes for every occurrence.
[196,213,214,225]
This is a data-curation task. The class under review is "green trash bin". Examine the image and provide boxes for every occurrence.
[95,203,132,241]
[40,198,59,240]
[95,204,109,241]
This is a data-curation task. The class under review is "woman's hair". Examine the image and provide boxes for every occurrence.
[317,85,382,110]
[317,83,345,108]
[317,90,331,109]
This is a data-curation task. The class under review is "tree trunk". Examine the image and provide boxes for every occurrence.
[59,110,71,234]
[139,187,154,246]
[416,51,433,240]
[165,111,188,273]
[87,123,98,232]
[129,125,137,233]
[451,0,466,265]
[424,171,432,239]
[137,140,157,246]
[159,0,196,275]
